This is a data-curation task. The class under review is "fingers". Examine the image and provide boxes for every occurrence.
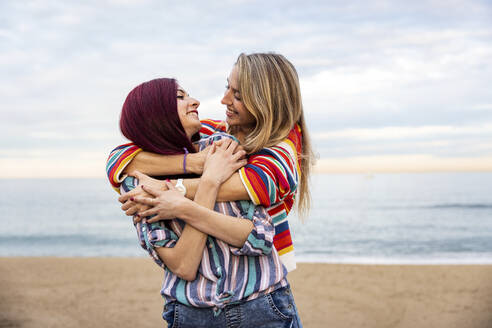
[146,215,166,223]
[209,142,217,155]
[165,180,177,191]
[132,195,156,206]
[128,170,141,178]
[125,205,139,216]
[141,185,162,197]
[213,137,237,155]
[119,184,148,203]
[234,145,245,154]
[138,207,159,218]
[118,190,135,203]
[232,149,247,162]
[233,159,248,171]
[215,137,232,152]
[121,200,133,211]
[226,139,239,155]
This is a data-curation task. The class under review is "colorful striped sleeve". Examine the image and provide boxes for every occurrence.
[199,119,227,138]
[230,201,274,256]
[106,143,142,193]
[238,125,302,207]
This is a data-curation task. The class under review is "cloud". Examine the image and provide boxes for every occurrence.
[314,155,492,174]
[312,124,492,140]
[1,1,492,176]
[312,124,492,158]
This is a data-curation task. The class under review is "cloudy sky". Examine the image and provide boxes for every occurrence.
[1,0,491,177]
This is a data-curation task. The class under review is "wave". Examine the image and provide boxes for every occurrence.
[369,203,492,210]
[295,254,492,265]
[425,203,492,209]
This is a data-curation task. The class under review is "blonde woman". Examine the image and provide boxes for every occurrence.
[111,53,314,273]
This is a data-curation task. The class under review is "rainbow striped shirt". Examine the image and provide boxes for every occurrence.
[120,132,288,309]
[105,119,302,272]
[201,119,302,272]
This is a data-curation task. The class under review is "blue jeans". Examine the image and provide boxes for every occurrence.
[162,286,302,328]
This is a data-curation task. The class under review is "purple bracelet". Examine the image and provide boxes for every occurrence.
[183,147,189,174]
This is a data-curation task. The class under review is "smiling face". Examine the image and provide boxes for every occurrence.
[176,86,201,139]
[221,65,256,133]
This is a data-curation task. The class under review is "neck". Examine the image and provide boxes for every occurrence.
[234,125,254,144]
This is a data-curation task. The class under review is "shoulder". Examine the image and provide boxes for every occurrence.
[250,124,302,162]
[282,123,302,154]
[200,119,227,137]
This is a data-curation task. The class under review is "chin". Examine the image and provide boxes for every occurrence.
[193,122,202,132]
[226,117,238,127]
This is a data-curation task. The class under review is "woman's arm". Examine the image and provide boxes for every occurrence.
[137,185,275,255]
[153,180,218,281]
[121,177,210,281]
[173,199,275,256]
[137,139,248,279]
[106,143,208,194]
[178,173,250,202]
[125,150,207,176]
[140,192,254,248]
[134,139,259,249]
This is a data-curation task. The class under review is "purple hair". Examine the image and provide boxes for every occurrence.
[120,78,197,155]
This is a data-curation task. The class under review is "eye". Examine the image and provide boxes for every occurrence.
[234,93,241,101]
[177,95,184,99]
[225,84,230,90]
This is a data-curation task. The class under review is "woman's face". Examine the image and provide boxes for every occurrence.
[221,65,256,131]
[177,86,201,139]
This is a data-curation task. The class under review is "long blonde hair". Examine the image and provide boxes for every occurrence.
[230,52,315,219]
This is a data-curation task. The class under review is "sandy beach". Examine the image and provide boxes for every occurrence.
[1,258,491,328]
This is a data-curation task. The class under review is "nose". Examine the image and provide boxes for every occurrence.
[189,97,200,108]
[221,88,232,105]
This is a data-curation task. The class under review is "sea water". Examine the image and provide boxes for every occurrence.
[1,173,491,264]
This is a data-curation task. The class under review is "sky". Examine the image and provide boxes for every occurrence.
[1,0,491,177]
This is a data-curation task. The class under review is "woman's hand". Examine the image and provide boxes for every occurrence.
[187,145,211,174]
[118,171,168,221]
[201,138,247,186]
[133,181,189,223]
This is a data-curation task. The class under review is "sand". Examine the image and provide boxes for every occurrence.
[1,258,491,328]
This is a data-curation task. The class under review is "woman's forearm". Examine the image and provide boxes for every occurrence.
[155,179,219,281]
[124,151,203,176]
[155,224,206,281]
[176,194,255,248]
[182,173,250,202]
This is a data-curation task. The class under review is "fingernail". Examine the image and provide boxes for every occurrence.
[130,197,134,201]
[166,179,170,182]
[136,214,140,217]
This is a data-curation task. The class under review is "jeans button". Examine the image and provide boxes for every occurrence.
[288,304,293,310]
[285,288,290,295]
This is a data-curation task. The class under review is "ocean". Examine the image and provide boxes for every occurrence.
[1,172,491,264]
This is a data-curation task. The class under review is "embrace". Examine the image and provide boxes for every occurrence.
[106,52,314,328]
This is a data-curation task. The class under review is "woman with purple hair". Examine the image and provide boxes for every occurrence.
[115,77,302,327]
